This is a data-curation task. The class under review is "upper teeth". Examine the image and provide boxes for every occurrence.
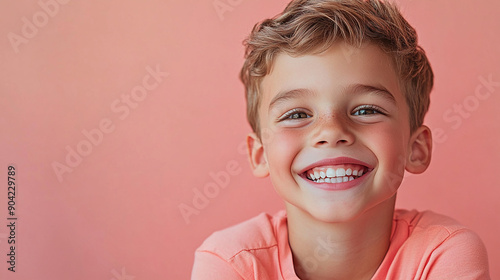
[306,166,366,182]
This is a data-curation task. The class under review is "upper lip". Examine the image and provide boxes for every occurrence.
[298,157,374,174]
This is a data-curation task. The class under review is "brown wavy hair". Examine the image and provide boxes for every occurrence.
[240,0,433,137]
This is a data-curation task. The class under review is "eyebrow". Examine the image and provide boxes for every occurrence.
[268,88,316,111]
[268,83,396,111]
[345,84,397,105]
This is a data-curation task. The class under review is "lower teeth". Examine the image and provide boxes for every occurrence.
[312,176,355,183]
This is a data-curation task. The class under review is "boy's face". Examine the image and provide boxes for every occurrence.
[247,42,431,222]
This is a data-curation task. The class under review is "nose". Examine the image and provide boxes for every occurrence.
[311,114,355,147]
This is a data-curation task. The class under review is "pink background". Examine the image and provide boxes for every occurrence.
[0,0,499,279]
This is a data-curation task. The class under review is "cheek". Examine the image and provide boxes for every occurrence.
[369,121,408,159]
[368,125,408,191]
[265,129,305,177]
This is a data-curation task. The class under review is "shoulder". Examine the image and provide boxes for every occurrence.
[394,209,486,246]
[395,208,468,233]
[393,209,490,279]
[192,211,287,279]
[195,210,286,260]
[394,209,486,251]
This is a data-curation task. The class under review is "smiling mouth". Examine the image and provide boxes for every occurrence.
[303,164,370,183]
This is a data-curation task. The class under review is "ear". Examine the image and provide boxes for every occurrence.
[247,132,269,177]
[405,125,432,174]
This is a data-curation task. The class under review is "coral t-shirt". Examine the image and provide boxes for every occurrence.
[191,209,490,279]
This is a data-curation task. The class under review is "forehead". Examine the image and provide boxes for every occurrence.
[259,42,404,110]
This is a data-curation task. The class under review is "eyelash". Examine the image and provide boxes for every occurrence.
[278,108,311,121]
[352,105,386,116]
[278,105,386,122]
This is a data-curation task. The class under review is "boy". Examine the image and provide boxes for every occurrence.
[192,0,490,279]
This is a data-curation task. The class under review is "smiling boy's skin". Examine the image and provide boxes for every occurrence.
[246,42,432,279]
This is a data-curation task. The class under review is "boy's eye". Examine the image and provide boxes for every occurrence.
[352,105,385,116]
[279,109,311,121]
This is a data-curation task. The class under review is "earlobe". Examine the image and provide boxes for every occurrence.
[247,132,270,177]
[405,125,433,174]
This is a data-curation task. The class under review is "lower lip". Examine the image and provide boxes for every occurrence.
[301,171,370,191]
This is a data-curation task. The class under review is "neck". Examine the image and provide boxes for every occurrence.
[287,197,395,280]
